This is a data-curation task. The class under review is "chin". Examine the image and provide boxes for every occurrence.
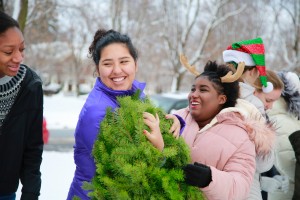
[7,72,19,77]
[112,85,131,91]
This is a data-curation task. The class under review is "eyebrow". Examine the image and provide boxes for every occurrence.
[199,85,210,89]
[2,41,25,48]
[119,56,131,60]
[101,56,131,62]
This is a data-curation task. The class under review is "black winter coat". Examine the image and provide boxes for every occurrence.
[289,130,300,200]
[0,65,43,200]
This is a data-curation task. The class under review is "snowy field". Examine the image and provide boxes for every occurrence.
[16,94,87,200]
[43,93,87,130]
[16,151,75,200]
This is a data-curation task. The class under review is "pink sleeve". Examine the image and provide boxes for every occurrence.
[201,140,256,200]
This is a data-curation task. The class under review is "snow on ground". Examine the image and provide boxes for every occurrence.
[43,93,87,129]
[17,151,75,200]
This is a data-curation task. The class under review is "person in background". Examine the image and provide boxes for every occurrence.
[0,11,44,200]
[173,58,271,200]
[253,69,284,118]
[223,37,276,200]
[66,29,184,200]
[265,71,300,200]
[252,69,288,199]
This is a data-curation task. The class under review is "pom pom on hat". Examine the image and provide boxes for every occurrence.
[262,82,274,93]
[223,37,273,93]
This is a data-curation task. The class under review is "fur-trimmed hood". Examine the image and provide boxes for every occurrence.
[199,99,275,157]
[277,71,300,119]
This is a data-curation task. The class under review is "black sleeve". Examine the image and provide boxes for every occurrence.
[20,75,44,200]
[289,130,300,163]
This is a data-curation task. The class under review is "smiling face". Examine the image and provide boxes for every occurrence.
[0,27,25,78]
[254,89,282,110]
[188,76,226,127]
[98,43,138,90]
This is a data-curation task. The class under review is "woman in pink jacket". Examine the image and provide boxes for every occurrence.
[145,59,275,199]
[172,59,275,200]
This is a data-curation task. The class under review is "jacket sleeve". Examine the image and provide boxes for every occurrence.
[173,114,186,136]
[20,79,43,200]
[255,149,275,173]
[289,130,300,163]
[201,139,256,200]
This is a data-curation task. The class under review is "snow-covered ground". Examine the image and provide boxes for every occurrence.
[43,93,87,130]
[16,94,87,200]
[16,151,75,200]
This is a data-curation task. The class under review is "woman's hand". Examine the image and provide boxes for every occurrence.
[165,114,180,138]
[143,112,164,151]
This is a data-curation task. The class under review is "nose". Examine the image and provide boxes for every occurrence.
[189,91,199,99]
[112,65,122,74]
[12,51,24,63]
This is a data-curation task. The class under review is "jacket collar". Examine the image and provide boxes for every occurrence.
[96,78,146,98]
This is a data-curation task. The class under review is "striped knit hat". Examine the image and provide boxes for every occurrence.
[223,37,273,93]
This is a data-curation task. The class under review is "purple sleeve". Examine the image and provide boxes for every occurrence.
[174,114,186,136]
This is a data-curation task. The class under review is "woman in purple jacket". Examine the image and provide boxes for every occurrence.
[67,29,182,200]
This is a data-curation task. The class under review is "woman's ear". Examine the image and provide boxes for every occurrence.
[250,68,259,78]
[218,94,227,105]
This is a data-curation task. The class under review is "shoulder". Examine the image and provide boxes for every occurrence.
[22,64,42,88]
[214,114,251,143]
[200,112,252,149]
[173,107,190,119]
[80,89,117,119]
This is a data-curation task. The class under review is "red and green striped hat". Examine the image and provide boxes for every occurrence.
[223,37,268,88]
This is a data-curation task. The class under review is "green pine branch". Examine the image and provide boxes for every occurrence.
[81,92,204,200]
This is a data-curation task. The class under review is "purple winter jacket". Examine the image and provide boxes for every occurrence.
[67,78,146,200]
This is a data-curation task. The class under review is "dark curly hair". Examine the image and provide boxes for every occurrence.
[0,11,20,35]
[196,61,240,108]
[88,29,138,67]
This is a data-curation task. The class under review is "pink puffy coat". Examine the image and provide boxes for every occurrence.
[175,99,275,200]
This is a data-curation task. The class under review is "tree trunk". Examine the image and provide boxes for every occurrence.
[0,0,4,12]
[17,0,28,32]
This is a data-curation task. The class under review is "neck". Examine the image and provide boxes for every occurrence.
[196,118,213,130]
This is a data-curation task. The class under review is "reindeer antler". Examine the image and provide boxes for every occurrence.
[221,62,245,83]
[180,54,244,83]
[179,54,200,76]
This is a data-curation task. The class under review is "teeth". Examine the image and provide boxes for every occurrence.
[191,102,199,105]
[113,77,125,82]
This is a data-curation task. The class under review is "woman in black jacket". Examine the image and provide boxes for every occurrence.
[0,11,43,200]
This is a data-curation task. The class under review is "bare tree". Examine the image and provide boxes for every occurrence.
[0,0,4,12]
[277,0,300,73]
[160,0,246,91]
[5,0,298,95]
[17,0,28,32]
[1,0,28,32]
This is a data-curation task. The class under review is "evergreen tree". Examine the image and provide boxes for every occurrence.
[83,92,203,200]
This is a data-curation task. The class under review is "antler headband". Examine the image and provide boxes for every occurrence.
[179,54,245,83]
